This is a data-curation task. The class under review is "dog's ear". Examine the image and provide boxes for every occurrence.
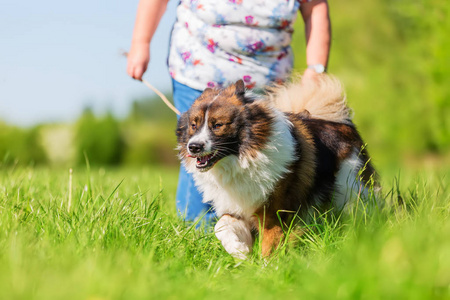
[176,111,189,142]
[235,80,245,96]
[234,80,254,104]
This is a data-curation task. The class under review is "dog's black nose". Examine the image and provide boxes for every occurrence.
[188,142,204,154]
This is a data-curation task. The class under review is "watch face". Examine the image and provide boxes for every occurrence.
[315,64,325,73]
[308,64,325,74]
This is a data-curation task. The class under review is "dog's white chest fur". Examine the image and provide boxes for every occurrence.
[188,113,296,219]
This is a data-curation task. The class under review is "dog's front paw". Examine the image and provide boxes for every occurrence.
[215,214,253,260]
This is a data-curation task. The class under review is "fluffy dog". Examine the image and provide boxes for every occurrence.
[176,75,377,259]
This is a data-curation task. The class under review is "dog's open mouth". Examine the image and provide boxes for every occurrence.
[194,150,220,171]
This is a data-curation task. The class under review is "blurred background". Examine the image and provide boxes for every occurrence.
[0,0,449,175]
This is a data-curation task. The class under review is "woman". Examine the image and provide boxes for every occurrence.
[127,0,331,222]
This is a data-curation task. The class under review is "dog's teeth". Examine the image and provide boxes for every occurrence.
[194,151,218,170]
[197,155,209,165]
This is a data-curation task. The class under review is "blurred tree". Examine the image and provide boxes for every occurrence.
[0,122,47,166]
[123,95,178,166]
[388,0,450,152]
[292,0,450,165]
[75,108,124,165]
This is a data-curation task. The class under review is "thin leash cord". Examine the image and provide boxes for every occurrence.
[140,79,180,116]
[122,51,180,116]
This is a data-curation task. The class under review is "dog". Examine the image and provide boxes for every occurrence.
[176,75,378,259]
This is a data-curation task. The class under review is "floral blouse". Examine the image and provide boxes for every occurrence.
[168,0,310,91]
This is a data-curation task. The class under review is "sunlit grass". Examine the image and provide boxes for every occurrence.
[0,165,448,299]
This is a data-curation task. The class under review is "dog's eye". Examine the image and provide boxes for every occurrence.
[191,123,197,130]
[213,123,223,130]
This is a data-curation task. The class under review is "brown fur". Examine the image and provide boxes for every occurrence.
[248,115,318,255]
[176,76,378,258]
[239,101,275,160]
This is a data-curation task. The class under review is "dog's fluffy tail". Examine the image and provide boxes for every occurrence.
[268,74,352,124]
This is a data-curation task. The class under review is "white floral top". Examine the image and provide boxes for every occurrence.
[168,0,310,91]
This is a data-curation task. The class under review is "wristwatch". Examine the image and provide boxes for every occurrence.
[307,64,326,74]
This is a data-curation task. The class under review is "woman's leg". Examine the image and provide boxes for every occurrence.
[172,79,215,223]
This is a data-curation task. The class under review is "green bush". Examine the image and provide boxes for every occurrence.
[0,123,47,166]
[122,97,178,166]
[292,0,450,165]
[74,109,124,166]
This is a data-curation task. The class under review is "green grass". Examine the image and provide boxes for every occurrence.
[0,165,449,299]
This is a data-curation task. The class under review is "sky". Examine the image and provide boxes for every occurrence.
[0,0,178,126]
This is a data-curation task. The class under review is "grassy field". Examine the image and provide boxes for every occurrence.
[0,164,448,299]
[1,0,448,298]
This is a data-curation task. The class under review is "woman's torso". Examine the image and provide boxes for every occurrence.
[169,0,304,90]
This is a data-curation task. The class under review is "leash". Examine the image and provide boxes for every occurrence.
[140,79,180,116]
[122,51,180,116]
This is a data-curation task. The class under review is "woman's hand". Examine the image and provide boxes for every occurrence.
[127,41,150,80]
[127,0,169,80]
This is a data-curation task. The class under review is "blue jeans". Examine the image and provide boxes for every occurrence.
[173,80,215,223]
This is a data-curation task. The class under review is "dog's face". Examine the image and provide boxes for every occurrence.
[176,80,249,172]
[176,80,274,172]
